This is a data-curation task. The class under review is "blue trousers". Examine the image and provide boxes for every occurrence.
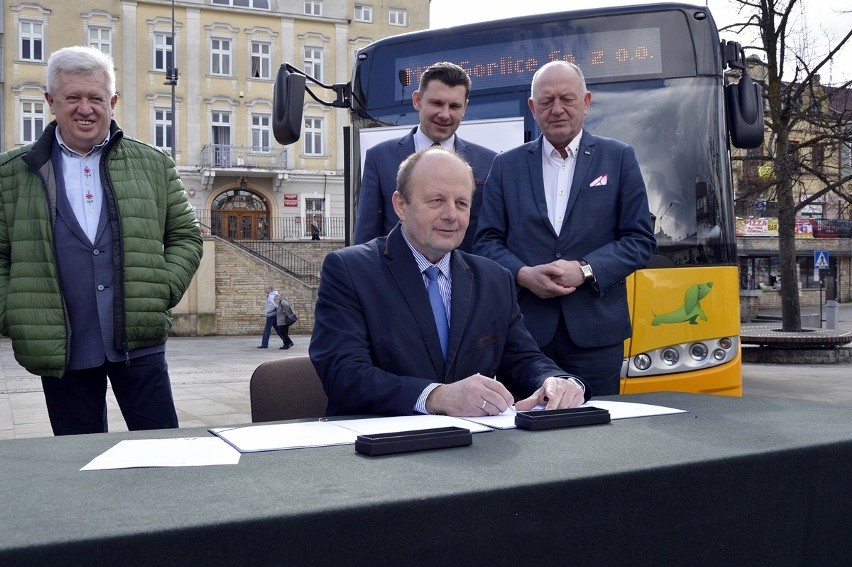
[541,315,623,397]
[261,314,280,346]
[41,352,179,436]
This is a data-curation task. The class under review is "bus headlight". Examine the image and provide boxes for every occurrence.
[689,343,709,361]
[661,348,679,365]
[633,353,652,371]
[625,337,739,378]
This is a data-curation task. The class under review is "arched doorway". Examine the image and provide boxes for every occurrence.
[210,188,270,240]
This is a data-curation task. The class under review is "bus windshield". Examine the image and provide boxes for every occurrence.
[587,77,736,267]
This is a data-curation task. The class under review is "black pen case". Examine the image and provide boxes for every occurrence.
[355,426,472,456]
[515,406,611,431]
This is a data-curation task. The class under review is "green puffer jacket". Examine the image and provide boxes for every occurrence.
[0,121,203,377]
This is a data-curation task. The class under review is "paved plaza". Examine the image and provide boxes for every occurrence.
[1,303,850,440]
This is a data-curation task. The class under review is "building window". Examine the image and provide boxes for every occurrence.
[304,1,322,16]
[154,33,173,72]
[303,117,323,156]
[211,38,232,76]
[20,21,44,61]
[305,198,325,237]
[155,109,173,152]
[389,8,407,27]
[250,41,271,79]
[841,134,852,179]
[303,47,323,82]
[89,27,112,56]
[811,145,825,174]
[354,4,373,22]
[251,114,272,152]
[212,0,270,8]
[21,101,46,143]
[212,111,232,166]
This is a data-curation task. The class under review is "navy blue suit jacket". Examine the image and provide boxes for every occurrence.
[474,132,656,349]
[310,226,585,417]
[354,127,497,252]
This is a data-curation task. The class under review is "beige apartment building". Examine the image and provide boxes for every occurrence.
[1,0,429,334]
[2,0,428,232]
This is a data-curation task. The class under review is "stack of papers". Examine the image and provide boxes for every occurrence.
[80,401,687,470]
[211,414,491,453]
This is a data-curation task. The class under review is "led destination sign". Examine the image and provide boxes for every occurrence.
[394,28,662,100]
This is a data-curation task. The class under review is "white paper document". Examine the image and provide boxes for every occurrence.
[584,400,687,420]
[81,437,241,471]
[212,421,359,453]
[211,415,492,453]
[333,414,492,435]
[460,400,687,429]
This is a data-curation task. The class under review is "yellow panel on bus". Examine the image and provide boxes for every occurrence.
[631,266,740,351]
[622,266,742,396]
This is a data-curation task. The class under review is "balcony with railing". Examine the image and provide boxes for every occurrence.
[200,144,288,170]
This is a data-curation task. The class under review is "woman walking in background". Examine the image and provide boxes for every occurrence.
[274,295,297,349]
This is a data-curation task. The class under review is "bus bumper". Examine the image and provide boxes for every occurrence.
[619,349,743,397]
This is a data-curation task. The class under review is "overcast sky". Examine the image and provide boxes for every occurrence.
[429,0,851,82]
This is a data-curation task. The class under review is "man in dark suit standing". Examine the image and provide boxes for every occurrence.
[310,148,588,417]
[474,61,656,396]
[353,62,496,252]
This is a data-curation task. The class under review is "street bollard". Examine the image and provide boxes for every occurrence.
[825,299,838,330]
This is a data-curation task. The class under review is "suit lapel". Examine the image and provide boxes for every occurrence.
[527,138,557,238]
[447,252,473,373]
[384,228,447,377]
[564,132,597,222]
[396,128,417,162]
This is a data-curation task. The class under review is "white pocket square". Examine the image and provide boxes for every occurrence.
[590,174,608,187]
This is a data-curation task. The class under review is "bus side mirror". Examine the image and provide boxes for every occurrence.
[273,65,306,145]
[726,73,764,149]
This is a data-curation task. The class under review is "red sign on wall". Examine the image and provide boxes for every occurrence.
[283,194,298,207]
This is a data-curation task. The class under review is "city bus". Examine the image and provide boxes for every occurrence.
[273,3,764,396]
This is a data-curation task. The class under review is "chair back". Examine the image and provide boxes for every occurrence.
[249,356,328,422]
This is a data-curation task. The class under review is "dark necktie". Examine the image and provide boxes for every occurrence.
[424,267,449,359]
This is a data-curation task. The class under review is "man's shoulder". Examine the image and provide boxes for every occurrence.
[497,139,537,158]
[582,131,631,151]
[455,250,512,278]
[327,239,383,264]
[115,135,171,160]
[0,145,32,168]
[456,136,498,158]
[366,131,413,155]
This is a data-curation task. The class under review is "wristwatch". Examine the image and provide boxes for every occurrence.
[578,259,595,284]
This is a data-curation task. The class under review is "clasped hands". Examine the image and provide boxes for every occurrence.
[425,373,584,417]
[517,259,584,299]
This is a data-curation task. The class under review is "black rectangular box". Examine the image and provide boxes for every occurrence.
[515,406,611,431]
[355,426,473,456]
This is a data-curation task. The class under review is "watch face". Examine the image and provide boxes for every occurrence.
[581,264,593,278]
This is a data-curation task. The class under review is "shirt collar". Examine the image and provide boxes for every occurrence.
[400,226,452,277]
[542,129,583,159]
[55,128,110,158]
[414,127,455,152]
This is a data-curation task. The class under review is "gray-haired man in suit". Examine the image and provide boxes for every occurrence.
[475,61,656,396]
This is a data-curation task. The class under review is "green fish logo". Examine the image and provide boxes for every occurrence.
[652,282,713,326]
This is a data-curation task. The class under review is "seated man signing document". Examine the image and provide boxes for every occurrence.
[310,148,590,417]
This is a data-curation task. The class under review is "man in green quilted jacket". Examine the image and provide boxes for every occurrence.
[0,46,203,435]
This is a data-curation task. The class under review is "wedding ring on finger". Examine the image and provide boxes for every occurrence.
[481,399,488,410]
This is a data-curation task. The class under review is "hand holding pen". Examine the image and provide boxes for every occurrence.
[424,372,513,417]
